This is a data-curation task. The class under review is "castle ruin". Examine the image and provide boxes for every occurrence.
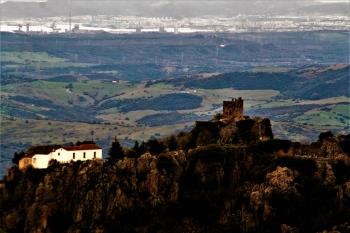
[194,97,273,145]
[223,97,244,119]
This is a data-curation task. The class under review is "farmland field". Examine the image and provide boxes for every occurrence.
[0,30,349,176]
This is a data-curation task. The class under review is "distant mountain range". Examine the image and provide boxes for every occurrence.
[1,1,349,18]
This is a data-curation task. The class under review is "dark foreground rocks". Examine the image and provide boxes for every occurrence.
[1,133,350,233]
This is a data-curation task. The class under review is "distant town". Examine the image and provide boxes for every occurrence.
[1,15,349,34]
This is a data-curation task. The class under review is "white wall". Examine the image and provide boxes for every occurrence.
[51,148,72,163]
[51,148,102,162]
[30,148,103,169]
[32,154,51,169]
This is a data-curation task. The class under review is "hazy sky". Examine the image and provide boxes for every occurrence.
[1,0,349,17]
[0,0,348,2]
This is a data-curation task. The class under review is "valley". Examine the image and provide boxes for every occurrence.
[0,31,349,176]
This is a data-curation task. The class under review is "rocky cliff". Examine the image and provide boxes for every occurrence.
[1,130,350,233]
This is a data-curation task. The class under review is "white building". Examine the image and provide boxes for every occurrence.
[19,143,103,170]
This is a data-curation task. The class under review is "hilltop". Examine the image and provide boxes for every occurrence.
[1,110,350,233]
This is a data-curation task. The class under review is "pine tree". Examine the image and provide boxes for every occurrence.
[137,141,146,156]
[146,138,165,155]
[133,141,140,152]
[108,137,124,160]
[127,141,142,158]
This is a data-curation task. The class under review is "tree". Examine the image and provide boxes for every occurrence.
[135,141,146,157]
[176,132,195,150]
[76,140,95,146]
[318,131,334,142]
[127,141,138,158]
[48,159,60,171]
[12,151,25,165]
[108,137,124,160]
[165,135,177,151]
[133,140,140,151]
[90,130,95,141]
[196,130,216,146]
[145,138,165,155]
[65,83,73,89]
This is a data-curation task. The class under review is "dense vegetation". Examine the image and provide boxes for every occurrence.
[1,123,349,232]
[99,93,203,112]
[172,66,350,100]
[137,112,208,126]
[182,72,297,90]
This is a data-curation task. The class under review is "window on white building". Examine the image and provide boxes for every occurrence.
[83,152,86,158]
[94,152,96,158]
[73,153,75,159]
[58,153,60,156]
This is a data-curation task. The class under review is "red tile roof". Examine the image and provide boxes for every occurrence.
[24,143,101,157]
[25,145,62,157]
[62,144,102,151]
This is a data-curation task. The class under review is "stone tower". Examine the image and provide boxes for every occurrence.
[223,97,243,119]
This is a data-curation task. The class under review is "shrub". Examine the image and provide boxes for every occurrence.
[276,156,317,176]
[164,135,178,151]
[176,132,195,151]
[332,159,350,184]
[257,139,293,153]
[12,151,25,165]
[157,155,177,173]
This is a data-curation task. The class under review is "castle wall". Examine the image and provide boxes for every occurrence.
[223,98,243,119]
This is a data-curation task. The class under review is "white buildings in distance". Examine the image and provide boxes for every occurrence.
[1,15,349,34]
[19,143,103,170]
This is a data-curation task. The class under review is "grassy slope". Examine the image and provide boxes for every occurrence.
[1,31,349,176]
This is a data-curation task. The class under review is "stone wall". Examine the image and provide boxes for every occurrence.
[223,98,244,119]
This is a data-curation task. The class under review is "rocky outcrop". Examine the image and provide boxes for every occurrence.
[1,134,350,233]
[193,116,273,146]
